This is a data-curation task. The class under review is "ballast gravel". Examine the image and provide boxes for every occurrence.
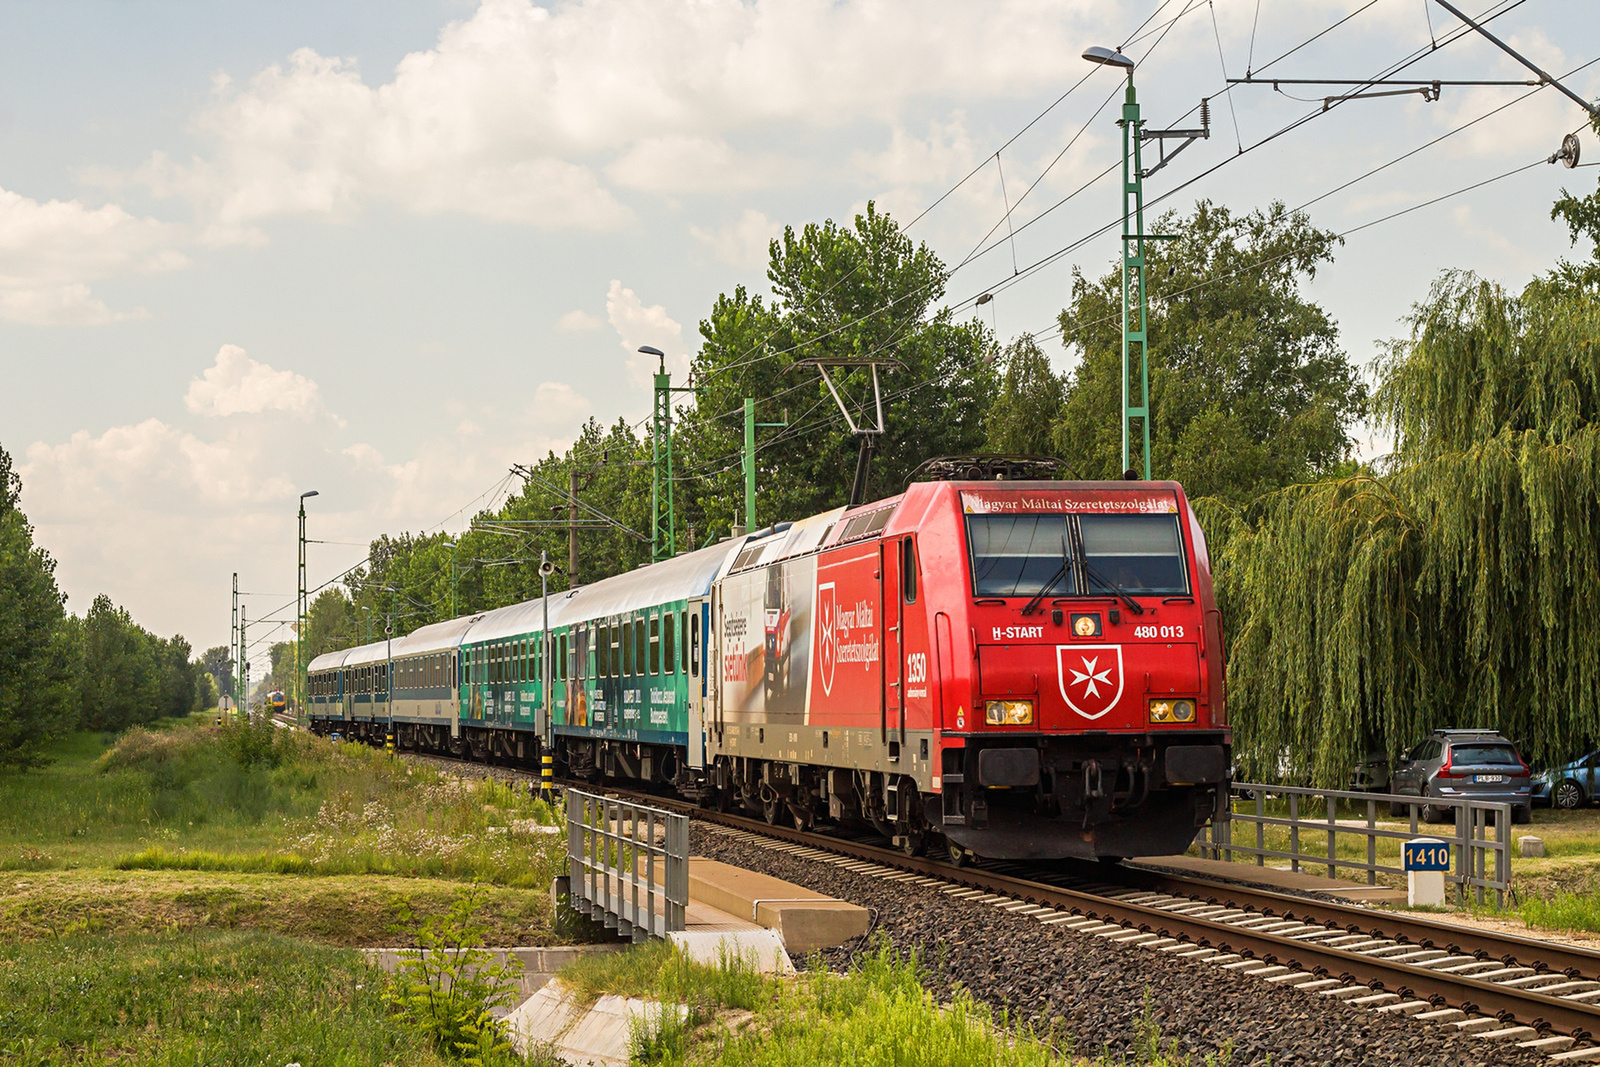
[692,827,1552,1067]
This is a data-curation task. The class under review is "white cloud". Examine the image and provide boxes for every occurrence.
[605,279,686,386]
[17,344,578,643]
[606,137,797,194]
[556,309,604,332]
[128,0,1107,232]
[690,208,777,269]
[184,344,330,420]
[0,185,184,324]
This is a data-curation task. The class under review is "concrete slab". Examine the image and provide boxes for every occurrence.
[1133,854,1408,903]
[685,857,869,952]
[362,945,627,1001]
[669,928,796,975]
[507,979,686,1067]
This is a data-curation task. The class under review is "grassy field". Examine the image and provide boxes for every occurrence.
[0,929,455,1067]
[1188,793,1600,935]
[0,717,567,943]
[0,717,572,1065]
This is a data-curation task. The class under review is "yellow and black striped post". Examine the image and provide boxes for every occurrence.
[385,732,395,755]
[541,753,554,801]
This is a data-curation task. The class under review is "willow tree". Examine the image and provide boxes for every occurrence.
[1218,273,1600,782]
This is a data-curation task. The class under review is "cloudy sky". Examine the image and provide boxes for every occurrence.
[4,0,1597,657]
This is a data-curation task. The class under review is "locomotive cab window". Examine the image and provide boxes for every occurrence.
[1080,514,1188,595]
[967,515,1076,597]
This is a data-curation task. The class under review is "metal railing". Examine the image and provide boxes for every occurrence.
[1197,782,1512,907]
[565,788,689,942]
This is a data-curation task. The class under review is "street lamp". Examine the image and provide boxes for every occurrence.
[1083,44,1150,479]
[297,489,319,722]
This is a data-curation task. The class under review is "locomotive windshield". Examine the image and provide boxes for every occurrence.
[1080,514,1188,595]
[967,513,1188,598]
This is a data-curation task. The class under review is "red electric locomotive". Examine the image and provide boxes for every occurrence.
[703,472,1229,862]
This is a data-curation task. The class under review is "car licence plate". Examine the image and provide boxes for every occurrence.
[1475,774,1505,784]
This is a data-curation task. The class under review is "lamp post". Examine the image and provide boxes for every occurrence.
[297,489,319,721]
[1083,45,1150,480]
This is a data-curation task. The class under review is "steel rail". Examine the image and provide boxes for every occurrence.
[1117,862,1600,981]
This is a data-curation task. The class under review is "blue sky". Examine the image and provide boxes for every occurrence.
[3,0,1597,655]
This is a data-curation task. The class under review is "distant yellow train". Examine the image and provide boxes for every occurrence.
[266,689,288,716]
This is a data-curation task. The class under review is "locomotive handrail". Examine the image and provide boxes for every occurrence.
[1199,781,1511,908]
[564,788,689,942]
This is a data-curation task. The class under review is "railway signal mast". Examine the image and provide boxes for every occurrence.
[1083,46,1207,481]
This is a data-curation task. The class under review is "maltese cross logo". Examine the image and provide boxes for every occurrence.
[1056,644,1124,720]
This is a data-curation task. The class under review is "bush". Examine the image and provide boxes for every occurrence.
[384,887,525,1065]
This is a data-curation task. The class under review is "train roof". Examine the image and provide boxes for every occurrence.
[551,537,744,626]
[392,612,490,657]
[306,647,356,673]
[458,594,577,645]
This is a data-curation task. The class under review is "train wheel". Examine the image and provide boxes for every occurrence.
[945,841,969,867]
[899,830,925,857]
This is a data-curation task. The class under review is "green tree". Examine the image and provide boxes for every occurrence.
[1055,200,1366,503]
[198,644,232,698]
[1216,272,1600,783]
[983,334,1066,458]
[677,202,997,536]
[75,594,162,732]
[0,443,75,767]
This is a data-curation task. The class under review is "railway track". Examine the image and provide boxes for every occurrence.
[409,751,1600,1059]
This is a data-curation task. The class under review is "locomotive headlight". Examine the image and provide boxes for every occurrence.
[985,699,1034,725]
[1149,698,1197,724]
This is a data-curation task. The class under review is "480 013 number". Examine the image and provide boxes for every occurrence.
[1133,624,1185,639]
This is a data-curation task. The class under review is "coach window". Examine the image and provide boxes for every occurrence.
[690,616,700,677]
[663,613,675,675]
[635,619,647,677]
[649,615,660,674]
[621,619,633,676]
[682,611,691,674]
[560,634,569,681]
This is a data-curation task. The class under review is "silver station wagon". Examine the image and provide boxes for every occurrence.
[1388,729,1533,824]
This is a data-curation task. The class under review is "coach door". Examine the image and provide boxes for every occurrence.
[881,539,902,760]
[687,598,708,767]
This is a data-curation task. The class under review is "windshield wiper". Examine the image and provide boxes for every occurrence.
[1020,562,1067,617]
[1081,559,1145,615]
[1067,529,1145,616]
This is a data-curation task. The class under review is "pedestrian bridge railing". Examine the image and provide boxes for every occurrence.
[1196,782,1512,908]
[564,788,689,942]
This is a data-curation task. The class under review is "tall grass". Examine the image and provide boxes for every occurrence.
[0,722,565,888]
[0,929,449,1067]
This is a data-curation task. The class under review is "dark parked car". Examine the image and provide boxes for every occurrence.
[1532,750,1600,809]
[1388,729,1533,823]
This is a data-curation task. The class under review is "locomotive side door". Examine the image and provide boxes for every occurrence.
[881,539,903,759]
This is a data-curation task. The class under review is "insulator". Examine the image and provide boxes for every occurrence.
[1200,98,1211,132]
